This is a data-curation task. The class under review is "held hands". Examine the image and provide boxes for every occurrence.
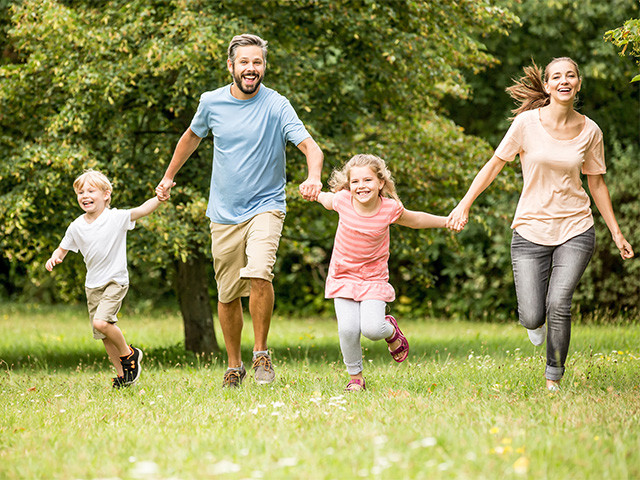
[445,204,470,232]
[155,178,176,202]
[299,177,322,201]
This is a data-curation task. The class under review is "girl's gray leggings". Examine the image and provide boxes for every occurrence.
[334,298,394,375]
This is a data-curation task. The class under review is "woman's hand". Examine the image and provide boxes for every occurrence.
[446,204,470,232]
[613,232,634,259]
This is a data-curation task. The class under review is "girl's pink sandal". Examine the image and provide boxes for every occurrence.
[385,314,409,363]
[345,378,366,392]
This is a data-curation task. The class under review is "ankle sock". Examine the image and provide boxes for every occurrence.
[253,350,269,360]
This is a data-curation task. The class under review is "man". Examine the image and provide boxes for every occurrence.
[156,34,323,387]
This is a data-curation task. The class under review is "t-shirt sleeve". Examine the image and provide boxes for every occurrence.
[494,114,524,162]
[332,190,349,213]
[114,208,136,231]
[189,93,211,138]
[59,224,78,253]
[279,98,310,146]
[387,198,404,224]
[582,125,606,175]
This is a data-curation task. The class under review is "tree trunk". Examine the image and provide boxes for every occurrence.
[175,252,220,355]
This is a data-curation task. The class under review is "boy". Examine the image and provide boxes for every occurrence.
[46,170,167,388]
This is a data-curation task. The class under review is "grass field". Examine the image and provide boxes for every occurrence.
[1,302,639,479]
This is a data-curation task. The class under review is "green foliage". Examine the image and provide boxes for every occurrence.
[0,0,517,314]
[605,17,640,81]
[441,0,639,318]
[0,0,635,320]
[575,141,640,313]
[445,0,639,146]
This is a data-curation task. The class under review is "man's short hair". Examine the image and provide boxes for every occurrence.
[228,34,268,64]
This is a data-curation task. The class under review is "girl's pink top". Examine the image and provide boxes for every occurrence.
[325,190,404,302]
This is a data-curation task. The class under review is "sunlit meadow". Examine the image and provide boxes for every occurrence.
[1,303,639,479]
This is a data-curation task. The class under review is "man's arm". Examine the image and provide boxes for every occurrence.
[297,137,324,201]
[156,128,202,200]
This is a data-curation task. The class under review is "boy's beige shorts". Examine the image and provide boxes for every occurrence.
[85,281,129,339]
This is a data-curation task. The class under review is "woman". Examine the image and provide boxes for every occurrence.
[447,57,634,391]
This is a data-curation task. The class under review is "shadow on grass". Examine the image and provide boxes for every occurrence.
[1,334,530,372]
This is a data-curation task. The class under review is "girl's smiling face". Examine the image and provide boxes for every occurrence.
[76,181,110,216]
[349,166,384,208]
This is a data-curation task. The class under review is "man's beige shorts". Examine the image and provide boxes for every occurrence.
[85,281,129,340]
[210,210,285,304]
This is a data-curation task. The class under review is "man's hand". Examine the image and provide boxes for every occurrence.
[156,178,176,201]
[299,178,322,201]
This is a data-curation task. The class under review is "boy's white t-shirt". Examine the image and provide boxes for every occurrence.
[60,208,136,288]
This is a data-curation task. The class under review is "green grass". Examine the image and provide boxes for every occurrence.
[1,303,639,480]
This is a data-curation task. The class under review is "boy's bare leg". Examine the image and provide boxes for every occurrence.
[218,298,244,368]
[102,338,124,376]
[94,320,131,376]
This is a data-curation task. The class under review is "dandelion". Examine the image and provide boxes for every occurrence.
[410,437,437,449]
[490,427,500,435]
[210,460,241,475]
[277,457,298,467]
[513,456,529,475]
[374,435,388,446]
[130,460,160,478]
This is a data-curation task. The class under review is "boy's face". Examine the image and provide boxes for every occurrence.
[76,181,110,216]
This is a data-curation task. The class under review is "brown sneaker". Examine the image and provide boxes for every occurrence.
[252,353,275,385]
[222,365,246,388]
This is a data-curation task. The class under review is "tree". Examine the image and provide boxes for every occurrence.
[605,17,640,81]
[0,1,516,342]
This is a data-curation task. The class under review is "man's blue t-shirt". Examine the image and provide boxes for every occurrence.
[190,84,310,224]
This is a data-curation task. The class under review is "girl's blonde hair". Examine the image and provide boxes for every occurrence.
[328,154,400,203]
[73,169,113,205]
[506,57,581,117]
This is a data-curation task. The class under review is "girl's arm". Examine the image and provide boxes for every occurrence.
[587,174,634,259]
[395,209,447,229]
[446,155,507,232]
[46,247,68,271]
[316,191,335,211]
[130,196,164,222]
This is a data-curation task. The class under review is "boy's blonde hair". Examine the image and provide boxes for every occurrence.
[328,154,400,203]
[73,169,113,205]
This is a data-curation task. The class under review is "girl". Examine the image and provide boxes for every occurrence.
[313,154,447,392]
[447,58,634,391]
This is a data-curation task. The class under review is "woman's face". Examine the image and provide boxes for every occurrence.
[544,60,581,105]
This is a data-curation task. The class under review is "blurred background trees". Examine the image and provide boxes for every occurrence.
[1,0,637,350]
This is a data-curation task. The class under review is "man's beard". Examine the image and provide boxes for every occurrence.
[232,66,263,95]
